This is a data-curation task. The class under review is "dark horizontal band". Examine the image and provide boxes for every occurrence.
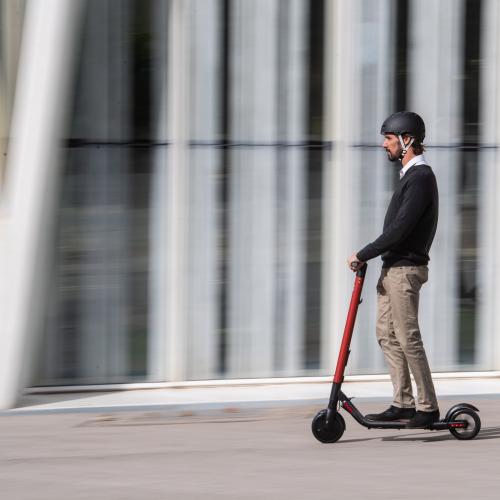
[64,139,334,149]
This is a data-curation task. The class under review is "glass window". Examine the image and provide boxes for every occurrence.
[0,0,25,188]
[36,0,166,385]
[185,0,327,379]
[458,0,482,367]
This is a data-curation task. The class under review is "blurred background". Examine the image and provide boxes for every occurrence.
[1,0,499,401]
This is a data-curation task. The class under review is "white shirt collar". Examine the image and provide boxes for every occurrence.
[400,154,427,178]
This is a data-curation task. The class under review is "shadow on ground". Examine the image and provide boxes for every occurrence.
[336,426,500,444]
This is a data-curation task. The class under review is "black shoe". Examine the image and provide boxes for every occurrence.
[365,405,416,421]
[406,410,440,428]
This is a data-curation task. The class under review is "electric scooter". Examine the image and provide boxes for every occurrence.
[311,263,481,443]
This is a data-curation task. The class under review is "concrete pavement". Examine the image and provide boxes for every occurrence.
[1,394,500,499]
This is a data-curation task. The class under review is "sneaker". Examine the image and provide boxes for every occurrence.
[365,405,416,421]
[406,410,440,428]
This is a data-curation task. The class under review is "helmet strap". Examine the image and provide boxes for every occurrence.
[398,135,414,161]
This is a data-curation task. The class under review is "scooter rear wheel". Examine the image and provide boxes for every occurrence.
[311,409,345,443]
[448,408,481,440]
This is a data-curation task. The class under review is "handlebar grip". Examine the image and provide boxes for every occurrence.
[351,261,367,277]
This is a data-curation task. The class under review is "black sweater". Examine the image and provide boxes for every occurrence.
[356,164,438,267]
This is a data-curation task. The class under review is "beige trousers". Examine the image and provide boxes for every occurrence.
[376,266,438,412]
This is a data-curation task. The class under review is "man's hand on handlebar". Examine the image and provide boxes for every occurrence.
[347,254,364,272]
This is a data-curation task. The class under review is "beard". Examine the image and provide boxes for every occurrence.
[386,148,401,162]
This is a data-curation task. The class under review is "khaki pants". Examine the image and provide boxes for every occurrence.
[376,266,438,412]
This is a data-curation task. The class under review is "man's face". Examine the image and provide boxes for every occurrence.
[382,133,402,162]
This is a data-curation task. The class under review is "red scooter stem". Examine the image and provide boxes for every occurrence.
[333,264,367,383]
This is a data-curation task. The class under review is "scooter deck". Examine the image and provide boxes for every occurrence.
[339,393,465,431]
[363,419,456,430]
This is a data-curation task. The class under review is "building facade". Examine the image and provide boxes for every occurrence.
[1,0,499,408]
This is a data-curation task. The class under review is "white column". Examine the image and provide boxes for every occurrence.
[0,0,83,409]
[477,0,500,370]
[323,0,394,375]
[408,0,464,370]
[185,0,221,379]
[227,0,279,377]
[164,0,190,381]
[323,0,359,375]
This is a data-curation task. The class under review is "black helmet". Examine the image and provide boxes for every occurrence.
[380,111,425,142]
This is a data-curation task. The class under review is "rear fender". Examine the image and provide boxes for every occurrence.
[445,403,479,422]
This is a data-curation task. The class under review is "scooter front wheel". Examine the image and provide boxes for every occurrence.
[311,409,345,443]
[448,408,481,440]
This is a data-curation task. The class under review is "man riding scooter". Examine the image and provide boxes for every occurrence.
[348,111,440,428]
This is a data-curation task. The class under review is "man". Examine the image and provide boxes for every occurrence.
[348,111,440,428]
